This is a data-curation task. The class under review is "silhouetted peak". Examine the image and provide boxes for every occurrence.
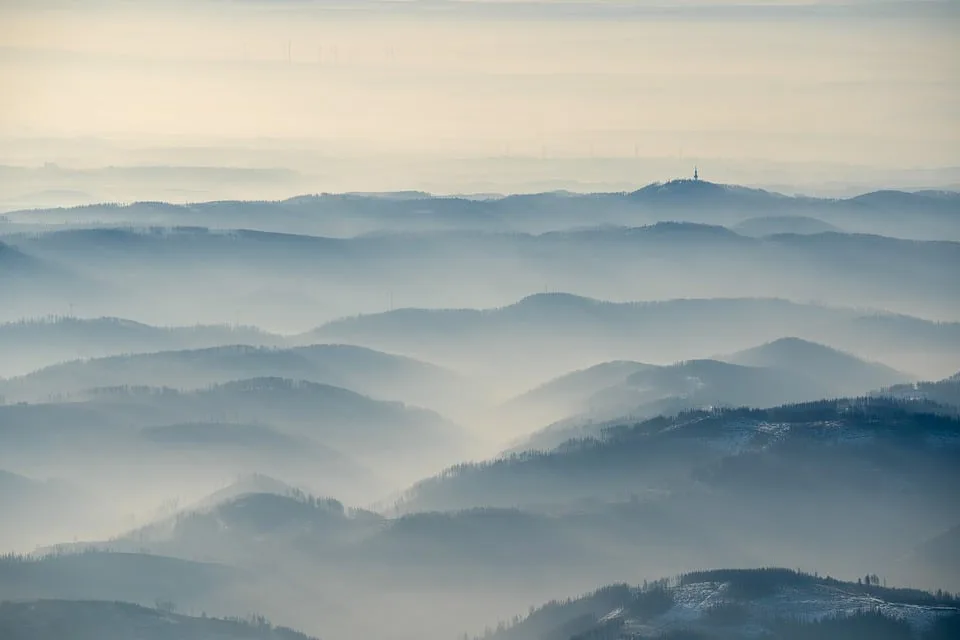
[756,336,833,353]
[642,221,744,238]
[848,189,960,215]
[203,473,298,504]
[217,491,346,518]
[510,292,600,311]
[729,336,872,366]
[850,189,927,205]
[184,474,328,515]
[629,179,780,203]
[728,337,908,374]
[641,177,723,191]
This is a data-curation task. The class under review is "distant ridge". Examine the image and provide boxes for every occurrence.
[723,337,910,392]
[9,181,958,215]
[7,181,958,244]
[629,178,788,201]
[735,215,843,236]
[185,473,303,511]
[878,370,960,410]
[0,600,320,640]
[504,338,911,444]
[0,341,465,415]
[311,293,959,385]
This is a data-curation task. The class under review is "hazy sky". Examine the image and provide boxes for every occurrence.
[1,0,958,192]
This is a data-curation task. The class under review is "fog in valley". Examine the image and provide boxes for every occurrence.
[1,1,959,640]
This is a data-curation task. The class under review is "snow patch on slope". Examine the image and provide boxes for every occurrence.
[617,581,959,638]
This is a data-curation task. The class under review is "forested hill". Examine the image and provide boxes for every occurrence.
[0,599,318,640]
[478,568,960,640]
[401,397,960,512]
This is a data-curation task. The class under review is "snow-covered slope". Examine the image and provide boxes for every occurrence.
[484,569,960,640]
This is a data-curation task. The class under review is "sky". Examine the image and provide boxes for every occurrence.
[0,0,958,196]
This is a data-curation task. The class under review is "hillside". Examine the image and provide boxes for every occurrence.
[502,361,656,426]
[878,371,960,410]
[6,218,960,333]
[0,552,236,606]
[401,397,960,514]
[0,377,457,453]
[189,474,304,511]
[504,339,914,447]
[0,317,282,379]
[0,600,317,640]
[505,356,850,446]
[9,184,960,240]
[722,337,910,395]
[0,343,469,419]
[100,378,459,453]
[733,215,844,237]
[0,377,465,508]
[108,491,383,562]
[312,295,959,386]
[479,568,960,640]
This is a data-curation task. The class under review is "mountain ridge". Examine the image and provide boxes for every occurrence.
[478,567,960,640]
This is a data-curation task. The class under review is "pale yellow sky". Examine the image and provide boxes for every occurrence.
[1,1,958,173]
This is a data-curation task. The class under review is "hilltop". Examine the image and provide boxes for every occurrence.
[479,568,960,640]
[0,599,318,640]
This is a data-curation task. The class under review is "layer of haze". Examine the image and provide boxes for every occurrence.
[2,4,960,640]
[1,0,958,205]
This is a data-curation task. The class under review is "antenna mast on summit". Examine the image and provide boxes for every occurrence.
[694,166,699,181]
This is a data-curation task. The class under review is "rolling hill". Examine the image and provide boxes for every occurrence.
[5,211,960,330]
[0,343,470,419]
[311,295,955,390]
[505,339,911,435]
[501,361,657,426]
[733,215,844,237]
[721,337,910,395]
[8,183,959,240]
[0,600,318,640]
[401,397,960,516]
[0,377,462,460]
[0,552,237,607]
[877,371,960,410]
[0,377,467,506]
[479,568,960,640]
[0,317,283,379]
